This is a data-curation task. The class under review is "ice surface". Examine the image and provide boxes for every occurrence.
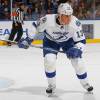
[0,44,99,100]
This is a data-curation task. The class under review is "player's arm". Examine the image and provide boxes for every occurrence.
[18,16,47,49]
[32,16,47,40]
[35,16,47,33]
[67,20,86,58]
[73,20,86,52]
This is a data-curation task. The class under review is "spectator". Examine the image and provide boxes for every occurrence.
[0,0,4,19]
[25,7,33,20]
[39,0,46,17]
[31,2,39,20]
[0,0,10,20]
[95,6,100,19]
[44,0,55,14]
[0,0,100,20]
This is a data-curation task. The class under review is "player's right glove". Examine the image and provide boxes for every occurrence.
[18,37,33,49]
[66,47,82,59]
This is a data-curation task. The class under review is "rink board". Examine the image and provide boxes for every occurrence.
[0,20,100,45]
[0,39,100,46]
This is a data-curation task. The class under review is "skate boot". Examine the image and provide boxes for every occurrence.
[46,84,56,97]
[82,83,93,93]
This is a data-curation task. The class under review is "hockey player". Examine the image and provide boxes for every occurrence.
[18,3,93,96]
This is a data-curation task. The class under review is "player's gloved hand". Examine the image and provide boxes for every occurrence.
[66,47,82,59]
[18,37,33,49]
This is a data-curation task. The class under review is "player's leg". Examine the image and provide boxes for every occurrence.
[43,37,60,96]
[62,39,93,92]
[70,58,93,92]
[44,53,57,96]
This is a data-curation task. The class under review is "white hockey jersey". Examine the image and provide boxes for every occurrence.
[36,14,85,43]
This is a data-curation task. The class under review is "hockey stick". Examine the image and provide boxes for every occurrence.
[30,45,63,53]
[0,39,64,53]
[0,39,17,44]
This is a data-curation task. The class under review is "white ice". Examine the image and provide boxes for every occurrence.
[0,44,100,100]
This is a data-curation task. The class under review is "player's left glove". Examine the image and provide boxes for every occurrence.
[66,47,82,59]
[18,37,33,49]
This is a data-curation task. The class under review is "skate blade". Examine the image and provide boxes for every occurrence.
[47,92,57,97]
[86,91,93,94]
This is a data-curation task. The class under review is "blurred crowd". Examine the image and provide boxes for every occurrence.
[0,0,100,20]
[0,0,10,20]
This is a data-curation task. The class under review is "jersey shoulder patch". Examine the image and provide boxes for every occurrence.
[75,20,81,27]
[37,16,47,26]
[71,16,81,29]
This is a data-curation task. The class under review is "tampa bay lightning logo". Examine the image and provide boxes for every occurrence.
[53,32,68,35]
[53,32,69,40]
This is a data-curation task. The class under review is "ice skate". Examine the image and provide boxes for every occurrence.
[46,84,56,97]
[82,83,93,93]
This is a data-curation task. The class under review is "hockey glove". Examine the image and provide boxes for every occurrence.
[66,47,82,59]
[18,37,33,49]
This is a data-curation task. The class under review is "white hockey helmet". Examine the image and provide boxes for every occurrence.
[58,3,73,15]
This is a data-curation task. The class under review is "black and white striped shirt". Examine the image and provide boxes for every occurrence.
[12,8,24,24]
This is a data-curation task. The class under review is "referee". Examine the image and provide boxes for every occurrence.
[8,3,25,46]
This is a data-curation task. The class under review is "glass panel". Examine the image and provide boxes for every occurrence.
[0,0,100,20]
[95,0,100,19]
[0,0,11,20]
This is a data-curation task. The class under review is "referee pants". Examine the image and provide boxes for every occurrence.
[9,23,23,42]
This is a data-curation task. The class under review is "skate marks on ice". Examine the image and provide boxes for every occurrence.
[0,86,96,100]
[0,86,63,100]
[83,92,96,100]
[0,77,14,91]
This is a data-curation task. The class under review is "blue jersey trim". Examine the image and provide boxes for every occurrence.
[76,72,87,79]
[74,39,86,44]
[45,71,56,78]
